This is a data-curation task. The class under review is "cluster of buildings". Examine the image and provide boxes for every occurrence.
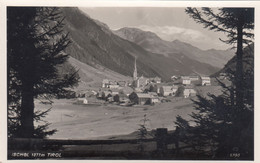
[180,75,211,86]
[102,79,128,89]
[77,57,212,105]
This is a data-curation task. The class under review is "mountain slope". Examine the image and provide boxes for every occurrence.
[114,27,235,68]
[213,44,254,77]
[67,57,131,91]
[61,8,219,81]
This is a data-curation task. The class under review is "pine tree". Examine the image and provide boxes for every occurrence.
[173,8,254,159]
[7,7,79,138]
[185,7,254,110]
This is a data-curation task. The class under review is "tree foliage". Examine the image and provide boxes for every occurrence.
[137,114,150,153]
[174,8,254,160]
[186,8,254,109]
[7,7,79,138]
[185,8,254,45]
[129,92,139,104]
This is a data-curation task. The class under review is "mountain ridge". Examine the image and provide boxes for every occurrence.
[61,7,220,81]
[114,27,235,68]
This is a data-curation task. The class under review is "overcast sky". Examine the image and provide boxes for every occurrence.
[80,7,230,50]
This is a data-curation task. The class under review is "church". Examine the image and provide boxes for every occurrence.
[132,57,149,89]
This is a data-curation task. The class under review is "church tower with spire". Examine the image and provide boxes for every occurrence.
[133,56,138,80]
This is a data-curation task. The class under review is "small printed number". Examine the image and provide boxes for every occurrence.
[230,153,240,158]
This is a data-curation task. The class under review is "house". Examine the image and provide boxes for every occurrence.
[107,96,114,102]
[91,90,97,96]
[108,81,119,88]
[121,86,134,96]
[83,90,96,97]
[118,93,129,102]
[148,92,158,97]
[189,75,199,81]
[171,85,179,95]
[102,79,120,88]
[117,81,127,87]
[102,90,112,99]
[171,75,178,81]
[136,93,152,105]
[219,73,228,79]
[77,98,88,104]
[160,86,174,96]
[113,93,130,103]
[97,90,103,98]
[149,77,161,83]
[134,87,143,93]
[136,76,149,88]
[183,87,196,98]
[151,97,160,103]
[102,79,110,88]
[153,83,167,94]
[110,88,119,96]
[201,76,211,86]
[181,76,191,85]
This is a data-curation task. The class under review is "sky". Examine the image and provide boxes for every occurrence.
[80,7,230,50]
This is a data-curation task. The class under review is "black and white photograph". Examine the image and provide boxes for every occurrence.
[3,1,257,161]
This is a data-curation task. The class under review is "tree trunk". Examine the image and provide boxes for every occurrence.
[236,22,244,110]
[229,16,244,155]
[20,83,34,138]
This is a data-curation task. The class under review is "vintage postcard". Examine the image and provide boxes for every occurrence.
[0,0,259,162]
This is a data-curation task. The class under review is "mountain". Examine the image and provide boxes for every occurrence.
[61,8,220,81]
[213,44,254,77]
[67,57,132,92]
[114,27,235,68]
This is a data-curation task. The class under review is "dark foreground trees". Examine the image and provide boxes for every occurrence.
[185,7,254,110]
[7,7,79,138]
[174,8,254,160]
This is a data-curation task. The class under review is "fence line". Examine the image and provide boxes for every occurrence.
[8,128,196,159]
[8,137,156,146]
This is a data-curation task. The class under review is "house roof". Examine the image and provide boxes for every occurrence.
[121,86,133,94]
[103,91,112,96]
[189,76,199,78]
[102,79,110,84]
[189,72,199,76]
[184,88,196,94]
[184,85,194,89]
[117,81,126,86]
[136,93,152,98]
[148,92,158,96]
[118,93,128,98]
[110,88,120,92]
[154,83,169,88]
[151,76,161,81]
[100,88,111,91]
[182,76,190,80]
[161,86,173,92]
[109,81,118,85]
[201,76,210,80]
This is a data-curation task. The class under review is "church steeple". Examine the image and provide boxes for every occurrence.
[133,56,137,80]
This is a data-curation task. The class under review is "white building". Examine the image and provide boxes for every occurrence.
[183,88,196,98]
[102,79,110,88]
[201,76,211,86]
[159,86,172,96]
[136,93,160,105]
[77,98,88,104]
[182,76,191,85]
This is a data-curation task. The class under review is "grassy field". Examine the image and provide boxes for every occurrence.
[35,98,194,139]
[35,85,222,140]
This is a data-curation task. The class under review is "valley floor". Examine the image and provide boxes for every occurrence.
[35,97,196,139]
